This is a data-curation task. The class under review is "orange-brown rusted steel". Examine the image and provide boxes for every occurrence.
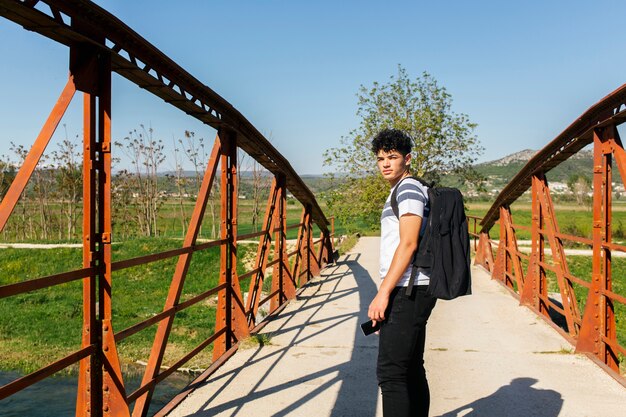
[225,131,250,345]
[64,42,131,417]
[474,232,494,273]
[213,130,249,362]
[520,175,549,318]
[215,131,232,361]
[131,136,221,417]
[77,70,98,417]
[490,208,507,286]
[315,238,323,274]
[269,181,284,313]
[534,174,581,337]
[309,232,323,278]
[502,207,525,292]
[0,1,335,416]
[77,50,97,417]
[476,83,626,381]
[577,127,620,371]
[488,182,583,337]
[269,175,297,312]
[294,208,311,286]
[288,209,306,288]
[245,180,279,327]
[304,209,315,281]
[97,47,131,417]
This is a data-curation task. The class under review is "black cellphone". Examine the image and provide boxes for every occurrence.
[360,319,382,336]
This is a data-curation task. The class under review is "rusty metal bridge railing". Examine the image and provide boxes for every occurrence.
[470,83,626,384]
[0,1,334,416]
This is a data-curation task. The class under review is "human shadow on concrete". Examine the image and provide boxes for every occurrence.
[328,254,380,417]
[180,251,381,417]
[436,377,563,417]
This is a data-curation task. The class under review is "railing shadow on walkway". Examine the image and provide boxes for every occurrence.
[171,251,382,417]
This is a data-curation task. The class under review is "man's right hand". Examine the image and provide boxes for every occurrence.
[368,291,390,326]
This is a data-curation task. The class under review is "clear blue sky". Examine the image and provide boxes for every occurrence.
[2,0,626,175]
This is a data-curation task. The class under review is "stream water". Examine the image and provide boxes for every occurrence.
[0,369,195,417]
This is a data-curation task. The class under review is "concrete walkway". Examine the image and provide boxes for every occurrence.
[168,237,626,417]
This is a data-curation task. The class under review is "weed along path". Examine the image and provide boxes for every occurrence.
[168,237,626,417]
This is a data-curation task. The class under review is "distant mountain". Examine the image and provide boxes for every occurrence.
[475,148,597,189]
[484,149,538,166]
[155,147,602,197]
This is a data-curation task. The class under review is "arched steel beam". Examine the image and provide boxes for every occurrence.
[480,83,626,233]
[0,0,329,232]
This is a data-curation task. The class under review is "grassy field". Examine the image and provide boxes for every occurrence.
[0,198,325,243]
[0,238,263,374]
[3,199,625,376]
[155,199,311,239]
[0,192,339,376]
[466,200,626,241]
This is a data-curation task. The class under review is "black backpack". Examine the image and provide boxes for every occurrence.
[391,177,472,300]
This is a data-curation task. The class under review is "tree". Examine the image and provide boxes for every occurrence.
[114,124,166,237]
[0,155,15,200]
[239,150,271,233]
[567,174,592,207]
[249,159,269,233]
[51,126,82,240]
[111,169,136,239]
[0,154,16,240]
[180,130,218,239]
[169,136,190,237]
[10,142,54,240]
[323,65,482,229]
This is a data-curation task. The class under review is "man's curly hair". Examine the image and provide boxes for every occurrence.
[370,129,413,156]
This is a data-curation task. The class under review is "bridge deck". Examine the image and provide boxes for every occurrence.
[168,237,626,417]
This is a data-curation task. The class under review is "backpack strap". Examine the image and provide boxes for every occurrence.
[389,176,433,296]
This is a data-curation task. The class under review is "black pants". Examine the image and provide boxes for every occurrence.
[377,285,437,417]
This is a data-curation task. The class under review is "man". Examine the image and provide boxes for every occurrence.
[368,128,437,417]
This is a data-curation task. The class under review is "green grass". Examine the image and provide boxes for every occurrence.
[155,199,308,239]
[0,238,258,374]
[239,333,273,350]
[467,200,626,242]
[0,198,314,243]
[334,234,359,257]
[0,191,337,375]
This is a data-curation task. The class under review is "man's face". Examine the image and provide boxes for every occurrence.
[376,149,410,184]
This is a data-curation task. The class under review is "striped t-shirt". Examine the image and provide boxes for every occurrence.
[379,177,430,287]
